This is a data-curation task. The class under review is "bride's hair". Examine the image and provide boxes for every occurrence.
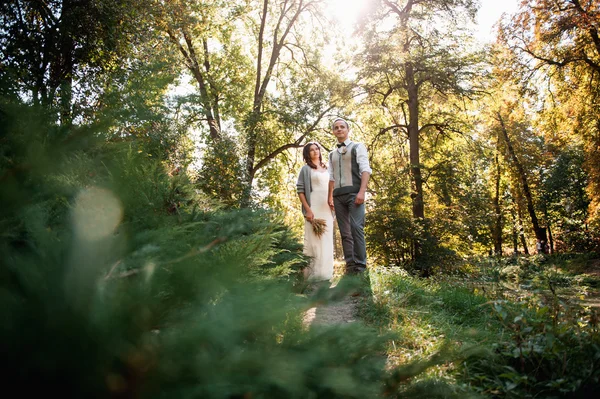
[303,142,326,170]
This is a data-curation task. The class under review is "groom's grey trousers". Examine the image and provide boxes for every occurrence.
[334,193,366,272]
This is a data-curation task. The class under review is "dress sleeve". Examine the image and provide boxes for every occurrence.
[296,166,306,193]
[328,152,335,181]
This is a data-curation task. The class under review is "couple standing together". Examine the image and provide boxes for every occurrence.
[297,118,372,281]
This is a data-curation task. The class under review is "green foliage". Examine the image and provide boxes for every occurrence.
[366,198,414,266]
[362,267,495,397]
[494,0,600,252]
[155,0,338,204]
[364,254,600,398]
[425,141,495,257]
[1,103,414,398]
[436,286,490,324]
[542,147,596,252]
[465,295,600,398]
[366,204,461,276]
[196,134,245,208]
[0,0,145,119]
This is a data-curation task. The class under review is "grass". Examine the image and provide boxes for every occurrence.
[358,254,600,398]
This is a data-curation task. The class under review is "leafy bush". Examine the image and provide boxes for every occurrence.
[464,296,600,398]
[196,134,246,208]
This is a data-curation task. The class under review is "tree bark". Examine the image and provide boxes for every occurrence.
[519,224,529,255]
[183,31,220,140]
[393,0,425,260]
[406,63,424,221]
[511,206,519,255]
[58,0,74,126]
[514,188,530,255]
[547,221,554,254]
[492,139,503,255]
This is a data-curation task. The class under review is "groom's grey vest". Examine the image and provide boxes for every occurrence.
[330,142,361,197]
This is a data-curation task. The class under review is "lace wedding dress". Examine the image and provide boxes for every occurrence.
[303,169,334,281]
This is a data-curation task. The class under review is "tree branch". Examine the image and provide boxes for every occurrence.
[252,104,335,174]
[369,124,408,149]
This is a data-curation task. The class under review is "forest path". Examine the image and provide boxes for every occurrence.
[302,262,361,328]
[302,286,360,327]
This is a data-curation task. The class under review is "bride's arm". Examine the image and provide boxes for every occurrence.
[298,193,314,222]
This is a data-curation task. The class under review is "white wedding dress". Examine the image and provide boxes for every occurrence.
[303,169,334,281]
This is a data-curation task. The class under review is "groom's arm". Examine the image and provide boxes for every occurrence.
[355,172,370,205]
[355,144,372,205]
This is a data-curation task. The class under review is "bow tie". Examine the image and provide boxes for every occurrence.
[336,142,346,148]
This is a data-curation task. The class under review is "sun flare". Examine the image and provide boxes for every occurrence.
[326,0,367,30]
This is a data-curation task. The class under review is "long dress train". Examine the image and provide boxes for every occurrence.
[303,169,334,281]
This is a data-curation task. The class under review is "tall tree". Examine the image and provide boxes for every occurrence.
[542,147,591,252]
[491,137,504,255]
[355,0,481,259]
[0,0,141,125]
[497,111,548,253]
[154,0,342,205]
[500,0,600,230]
[153,0,250,140]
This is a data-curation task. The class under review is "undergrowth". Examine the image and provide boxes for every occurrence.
[361,254,600,398]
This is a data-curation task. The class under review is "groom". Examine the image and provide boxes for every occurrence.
[328,118,372,274]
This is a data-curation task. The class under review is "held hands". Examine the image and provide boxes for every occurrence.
[328,197,334,211]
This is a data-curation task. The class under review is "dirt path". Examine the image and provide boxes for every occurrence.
[302,279,360,327]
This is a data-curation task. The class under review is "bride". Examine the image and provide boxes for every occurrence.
[296,142,334,281]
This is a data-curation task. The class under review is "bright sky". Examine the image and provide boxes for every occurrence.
[476,0,520,42]
[325,0,521,44]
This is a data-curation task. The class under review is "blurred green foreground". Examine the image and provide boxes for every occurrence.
[0,103,399,398]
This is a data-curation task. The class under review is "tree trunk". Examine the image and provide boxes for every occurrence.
[182,62,221,139]
[167,28,221,140]
[515,197,529,255]
[59,78,73,127]
[202,38,222,137]
[58,0,75,126]
[407,63,424,221]
[242,115,259,207]
[498,113,548,254]
[388,0,425,260]
[240,0,305,206]
[511,209,519,255]
[511,206,519,254]
[519,228,529,255]
[492,141,503,255]
[547,221,554,254]
[406,62,425,263]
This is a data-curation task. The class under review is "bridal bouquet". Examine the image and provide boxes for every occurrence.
[310,218,327,238]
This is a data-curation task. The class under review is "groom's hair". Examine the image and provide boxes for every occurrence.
[303,142,326,169]
[331,118,349,129]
